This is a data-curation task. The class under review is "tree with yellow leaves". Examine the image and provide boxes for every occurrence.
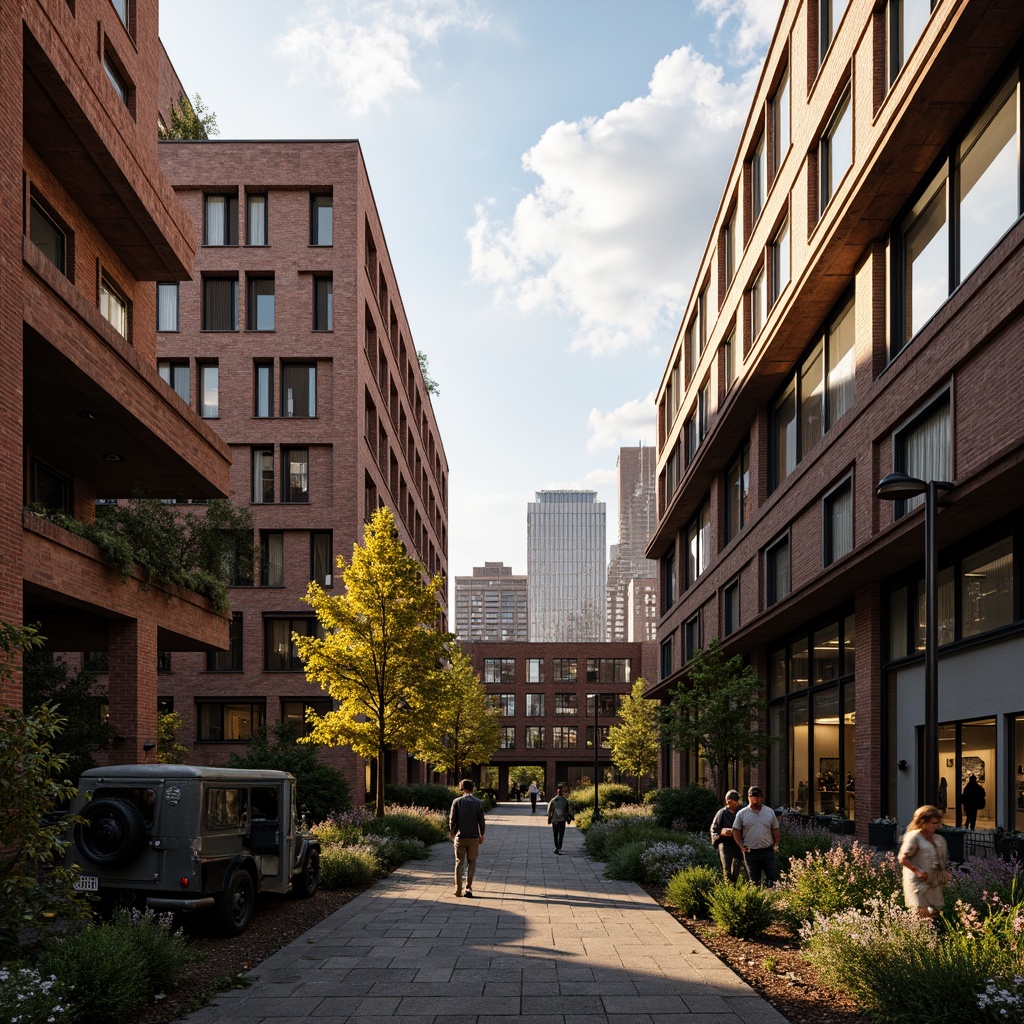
[294,507,451,816]
[607,678,661,799]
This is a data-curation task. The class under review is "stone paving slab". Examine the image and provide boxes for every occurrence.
[179,803,789,1024]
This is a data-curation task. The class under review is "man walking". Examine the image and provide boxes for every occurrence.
[733,786,781,887]
[961,774,986,829]
[547,784,573,854]
[528,779,540,814]
[449,779,485,897]
[710,790,744,882]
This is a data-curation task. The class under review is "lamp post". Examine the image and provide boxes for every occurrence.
[588,692,601,821]
[875,472,954,807]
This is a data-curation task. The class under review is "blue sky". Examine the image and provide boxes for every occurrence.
[158,0,782,594]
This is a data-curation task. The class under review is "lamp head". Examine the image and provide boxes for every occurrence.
[876,472,927,502]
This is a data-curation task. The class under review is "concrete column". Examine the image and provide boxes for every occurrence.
[107,616,158,764]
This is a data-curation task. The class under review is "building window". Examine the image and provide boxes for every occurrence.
[29,199,67,275]
[203,277,238,331]
[725,442,751,544]
[282,447,309,503]
[893,393,951,514]
[252,448,274,504]
[525,726,545,750]
[158,360,189,403]
[264,617,319,672]
[225,531,254,587]
[197,700,264,741]
[684,615,700,663]
[826,296,856,425]
[206,612,243,672]
[686,499,711,585]
[103,51,130,106]
[820,0,849,61]
[724,579,740,636]
[751,266,766,338]
[314,276,333,331]
[585,726,611,750]
[484,658,516,685]
[157,282,178,331]
[255,362,272,418]
[660,636,673,679]
[525,694,545,717]
[260,531,284,587]
[888,0,935,85]
[31,459,71,514]
[311,194,332,246]
[247,276,275,331]
[552,726,577,749]
[198,362,219,417]
[723,327,738,391]
[311,531,333,587]
[766,535,791,606]
[526,658,544,683]
[204,193,238,246]
[282,364,316,417]
[772,66,790,174]
[100,277,128,338]
[499,727,515,750]
[489,693,515,716]
[820,89,852,213]
[823,478,853,565]
[587,659,631,685]
[751,133,766,223]
[552,658,577,684]
[771,218,790,304]
[554,693,577,716]
[110,0,129,28]
[246,194,267,245]
[961,537,1013,639]
[724,206,738,288]
[281,698,333,738]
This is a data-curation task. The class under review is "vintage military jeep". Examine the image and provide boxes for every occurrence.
[67,765,321,934]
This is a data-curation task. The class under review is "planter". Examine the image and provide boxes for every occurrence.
[815,815,855,835]
[939,828,966,863]
[994,835,1024,863]
[868,822,898,850]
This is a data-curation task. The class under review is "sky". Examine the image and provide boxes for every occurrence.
[158,0,783,599]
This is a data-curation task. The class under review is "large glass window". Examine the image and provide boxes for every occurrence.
[894,394,951,513]
[314,276,333,331]
[525,694,545,717]
[30,199,66,275]
[820,0,849,60]
[826,297,856,425]
[157,282,178,331]
[724,579,740,636]
[889,0,936,85]
[773,68,790,173]
[901,170,948,343]
[490,694,515,716]
[264,617,319,671]
[820,89,852,212]
[203,277,238,331]
[526,658,544,684]
[555,693,577,716]
[158,360,189,404]
[255,362,272,417]
[198,701,263,741]
[961,537,1013,638]
[260,531,284,587]
[552,726,577,749]
[100,277,128,338]
[771,218,790,303]
[823,478,853,565]
[252,448,274,504]
[751,266,766,337]
[484,658,516,685]
[311,531,333,587]
[553,658,577,684]
[725,443,751,544]
[311,195,333,246]
[499,727,515,749]
[685,615,700,663]
[282,447,309,503]
[282,364,316,417]
[751,134,766,222]
[198,362,218,417]
[525,726,545,750]
[206,612,243,672]
[247,277,275,331]
[204,193,238,246]
[246,194,267,246]
[686,499,711,585]
[281,698,333,738]
[767,535,791,606]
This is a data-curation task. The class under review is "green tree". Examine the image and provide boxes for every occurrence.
[607,678,661,798]
[417,350,439,396]
[156,711,190,764]
[158,92,218,140]
[414,649,500,780]
[0,622,90,959]
[294,506,451,816]
[663,636,774,801]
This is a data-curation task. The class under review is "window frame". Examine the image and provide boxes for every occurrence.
[820,87,853,214]
[158,359,190,404]
[281,447,310,504]
[724,578,740,636]
[281,363,317,418]
[203,276,238,331]
[823,476,854,566]
[246,193,268,246]
[198,361,219,417]
[29,198,67,276]
[310,194,333,246]
[100,275,129,339]
[156,281,178,331]
[766,533,792,607]
[313,275,333,331]
[206,612,243,672]
[247,275,275,332]
[252,447,274,505]
[204,193,239,246]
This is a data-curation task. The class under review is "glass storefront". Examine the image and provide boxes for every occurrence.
[937,717,996,828]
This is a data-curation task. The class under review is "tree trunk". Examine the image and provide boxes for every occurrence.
[376,749,386,817]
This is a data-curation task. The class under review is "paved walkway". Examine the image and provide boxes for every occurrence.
[185,802,788,1024]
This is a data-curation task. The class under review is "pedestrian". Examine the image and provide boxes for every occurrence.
[732,786,781,887]
[898,804,950,919]
[961,774,986,829]
[509,781,520,802]
[937,776,947,813]
[547,784,573,854]
[448,778,485,898]
[710,789,744,882]
[528,779,540,814]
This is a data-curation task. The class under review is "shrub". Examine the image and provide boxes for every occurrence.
[664,866,721,918]
[364,807,448,846]
[777,821,834,868]
[605,841,647,881]
[0,965,69,1024]
[652,785,719,832]
[583,817,677,861]
[358,834,428,871]
[314,808,369,847]
[643,788,660,805]
[567,782,639,814]
[946,854,1022,913]
[319,845,380,889]
[776,841,901,931]
[480,792,497,811]
[640,838,717,885]
[383,784,458,811]
[110,907,193,991]
[708,879,777,938]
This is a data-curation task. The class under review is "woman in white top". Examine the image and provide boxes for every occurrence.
[898,804,949,919]
[528,780,540,814]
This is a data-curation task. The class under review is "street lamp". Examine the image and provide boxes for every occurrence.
[588,692,601,822]
[875,472,954,808]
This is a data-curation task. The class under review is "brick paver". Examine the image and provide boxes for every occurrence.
[183,803,788,1024]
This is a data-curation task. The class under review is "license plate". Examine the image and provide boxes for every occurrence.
[74,875,99,892]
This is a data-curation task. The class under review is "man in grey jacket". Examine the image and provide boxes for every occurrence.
[449,779,486,897]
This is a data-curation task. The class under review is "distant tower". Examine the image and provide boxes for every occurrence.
[454,562,528,642]
[607,446,658,641]
[527,490,606,642]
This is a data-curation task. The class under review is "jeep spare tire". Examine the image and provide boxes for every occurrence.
[74,797,147,868]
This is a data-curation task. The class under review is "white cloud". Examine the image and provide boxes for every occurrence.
[586,394,656,454]
[276,0,487,115]
[698,0,784,65]
[467,44,763,355]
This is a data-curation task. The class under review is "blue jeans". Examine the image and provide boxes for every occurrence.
[743,847,779,887]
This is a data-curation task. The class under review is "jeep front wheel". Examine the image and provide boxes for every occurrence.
[292,849,320,899]
[213,870,256,935]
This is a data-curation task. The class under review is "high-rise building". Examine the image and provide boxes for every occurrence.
[527,490,606,642]
[648,0,1024,836]
[454,562,528,642]
[2,0,231,761]
[151,138,449,792]
[606,446,657,641]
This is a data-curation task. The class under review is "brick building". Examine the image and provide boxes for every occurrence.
[649,0,1024,836]
[1,0,232,760]
[462,640,658,797]
[151,140,449,795]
